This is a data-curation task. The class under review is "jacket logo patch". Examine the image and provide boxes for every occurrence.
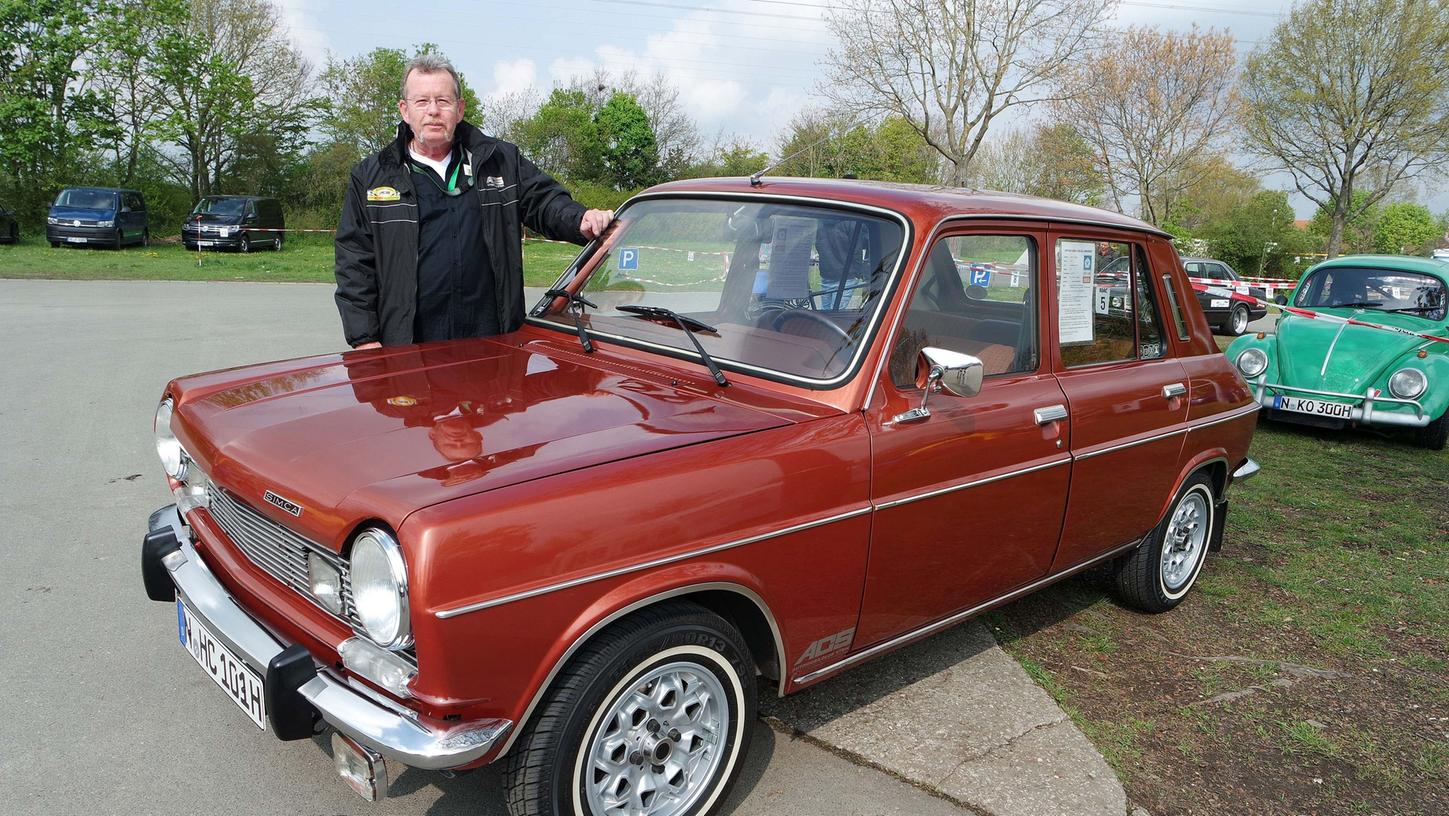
[485,176,505,189]
[263,490,303,517]
[366,186,401,201]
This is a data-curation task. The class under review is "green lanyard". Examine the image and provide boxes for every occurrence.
[412,153,465,196]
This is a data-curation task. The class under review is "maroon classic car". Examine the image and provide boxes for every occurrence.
[142,178,1259,815]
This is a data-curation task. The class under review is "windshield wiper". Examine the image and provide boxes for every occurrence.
[543,288,597,353]
[1325,300,1381,309]
[616,305,730,387]
[1388,305,1442,314]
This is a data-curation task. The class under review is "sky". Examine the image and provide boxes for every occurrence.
[270,0,1448,218]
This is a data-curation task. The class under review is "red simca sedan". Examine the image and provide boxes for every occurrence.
[142,178,1259,815]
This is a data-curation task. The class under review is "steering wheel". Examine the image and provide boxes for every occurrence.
[772,308,852,344]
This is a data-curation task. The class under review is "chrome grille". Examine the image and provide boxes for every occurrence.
[206,483,361,627]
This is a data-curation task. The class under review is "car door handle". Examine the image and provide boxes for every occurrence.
[1034,404,1068,425]
[1162,382,1187,399]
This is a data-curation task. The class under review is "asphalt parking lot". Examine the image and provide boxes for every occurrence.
[0,280,1123,816]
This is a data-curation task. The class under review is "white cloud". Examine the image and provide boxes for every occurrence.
[273,0,330,69]
[489,58,537,98]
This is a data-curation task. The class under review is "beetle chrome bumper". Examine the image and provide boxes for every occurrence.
[1250,376,1430,428]
[143,505,511,772]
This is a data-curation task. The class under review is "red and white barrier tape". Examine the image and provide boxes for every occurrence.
[1198,284,1449,345]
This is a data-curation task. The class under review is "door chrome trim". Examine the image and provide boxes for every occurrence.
[433,506,872,619]
[873,457,1071,511]
[495,582,789,758]
[1187,403,1261,431]
[792,539,1142,685]
[1073,427,1188,460]
[1162,382,1187,399]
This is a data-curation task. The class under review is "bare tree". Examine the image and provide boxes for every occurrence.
[965,122,1104,204]
[481,87,542,144]
[1053,25,1237,225]
[822,0,1116,186]
[1241,0,1449,257]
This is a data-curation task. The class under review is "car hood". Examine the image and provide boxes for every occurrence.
[186,213,243,225]
[1275,312,1428,393]
[50,206,113,220]
[172,341,791,546]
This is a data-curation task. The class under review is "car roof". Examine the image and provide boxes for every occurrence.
[199,195,272,201]
[60,187,138,194]
[643,177,1169,237]
[1309,254,1449,281]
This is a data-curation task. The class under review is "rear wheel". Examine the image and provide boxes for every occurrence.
[1114,473,1215,613]
[1227,304,1250,336]
[503,602,755,816]
[1417,412,1448,451]
[272,236,282,251]
[141,229,149,247]
[240,235,251,253]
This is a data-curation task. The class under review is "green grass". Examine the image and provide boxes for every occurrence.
[0,233,582,287]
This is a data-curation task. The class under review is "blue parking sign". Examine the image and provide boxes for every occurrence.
[970,266,991,287]
[619,248,639,270]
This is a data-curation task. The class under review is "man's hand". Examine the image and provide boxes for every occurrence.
[579,209,615,240]
[353,341,382,350]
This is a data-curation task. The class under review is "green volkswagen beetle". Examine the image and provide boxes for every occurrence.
[1226,255,1449,450]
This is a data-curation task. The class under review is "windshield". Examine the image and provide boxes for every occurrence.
[1295,266,1446,319]
[533,197,907,384]
[53,189,116,210]
[192,197,248,216]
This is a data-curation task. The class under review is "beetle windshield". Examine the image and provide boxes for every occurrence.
[192,197,248,216]
[532,198,907,384]
[1294,266,1446,320]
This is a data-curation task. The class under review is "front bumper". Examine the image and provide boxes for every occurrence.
[142,504,511,771]
[1250,376,1430,428]
[47,224,115,244]
[182,229,247,248]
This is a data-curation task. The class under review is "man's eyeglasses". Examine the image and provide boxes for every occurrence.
[407,97,457,110]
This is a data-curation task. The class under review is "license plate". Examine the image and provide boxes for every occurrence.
[1210,299,1230,308]
[177,598,267,730]
[65,236,86,243]
[196,241,215,247]
[1273,395,1354,419]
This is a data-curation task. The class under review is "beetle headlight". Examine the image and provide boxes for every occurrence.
[1236,347,1268,378]
[154,398,188,481]
[1388,367,1427,400]
[349,528,410,650]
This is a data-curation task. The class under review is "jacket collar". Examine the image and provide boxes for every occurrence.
[383,120,497,168]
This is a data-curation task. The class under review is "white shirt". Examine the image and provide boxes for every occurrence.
[409,147,451,181]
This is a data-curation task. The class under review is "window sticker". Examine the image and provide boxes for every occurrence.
[1058,240,1096,344]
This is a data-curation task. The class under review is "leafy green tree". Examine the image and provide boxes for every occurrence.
[773,112,936,183]
[595,92,659,190]
[1202,190,1297,276]
[1309,191,1379,255]
[514,89,603,183]
[0,0,123,220]
[317,44,481,159]
[1374,202,1440,254]
[1241,0,1449,257]
[149,0,313,201]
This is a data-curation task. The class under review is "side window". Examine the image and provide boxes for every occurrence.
[890,234,1037,388]
[1055,239,1167,367]
[1186,262,1204,275]
[1211,262,1232,280]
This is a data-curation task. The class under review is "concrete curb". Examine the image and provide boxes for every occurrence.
[762,621,1128,816]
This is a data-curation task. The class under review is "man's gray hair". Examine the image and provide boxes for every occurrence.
[401,54,461,100]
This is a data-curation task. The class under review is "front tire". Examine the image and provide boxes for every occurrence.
[1114,473,1215,613]
[504,602,756,816]
[1417,412,1448,451]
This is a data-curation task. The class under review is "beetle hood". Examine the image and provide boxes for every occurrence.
[169,340,789,544]
[1275,312,1427,394]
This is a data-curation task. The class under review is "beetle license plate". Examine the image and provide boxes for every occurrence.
[176,598,267,729]
[1273,395,1354,419]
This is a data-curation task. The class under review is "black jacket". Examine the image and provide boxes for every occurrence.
[334,121,587,347]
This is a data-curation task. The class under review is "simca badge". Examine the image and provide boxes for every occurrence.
[262,490,302,517]
[387,395,417,406]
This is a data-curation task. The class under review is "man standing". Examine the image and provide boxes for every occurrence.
[334,54,613,349]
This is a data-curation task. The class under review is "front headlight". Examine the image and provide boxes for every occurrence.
[349,528,410,650]
[97,219,114,228]
[1388,367,1428,399]
[1236,347,1268,378]
[154,398,188,480]
[47,216,58,225]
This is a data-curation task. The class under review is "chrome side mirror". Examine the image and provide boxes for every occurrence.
[894,347,984,423]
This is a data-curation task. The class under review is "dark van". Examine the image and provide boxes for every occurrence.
[182,196,285,252]
[47,188,149,248]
